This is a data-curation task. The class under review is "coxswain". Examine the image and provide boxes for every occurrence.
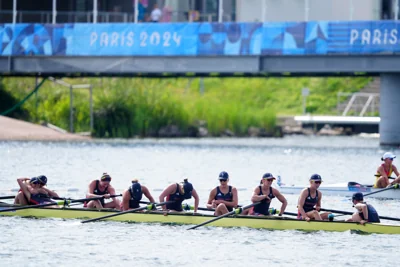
[346,192,380,225]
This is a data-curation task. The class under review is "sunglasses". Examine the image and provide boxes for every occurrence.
[219,179,228,182]
[263,178,274,182]
[313,181,322,184]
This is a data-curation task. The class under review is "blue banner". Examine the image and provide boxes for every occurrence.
[1,21,400,56]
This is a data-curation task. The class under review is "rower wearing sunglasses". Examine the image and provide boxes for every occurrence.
[85,173,121,210]
[374,152,400,188]
[247,173,287,216]
[206,171,238,216]
[15,175,59,207]
[159,178,199,212]
[297,174,331,221]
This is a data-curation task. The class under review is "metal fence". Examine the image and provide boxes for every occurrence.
[337,92,380,117]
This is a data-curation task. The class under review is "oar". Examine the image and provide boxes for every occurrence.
[52,194,122,202]
[374,174,396,180]
[187,202,260,230]
[320,208,400,222]
[0,196,109,213]
[81,201,174,224]
[0,195,15,200]
[363,184,398,197]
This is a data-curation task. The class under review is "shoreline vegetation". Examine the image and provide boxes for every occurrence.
[0,77,372,138]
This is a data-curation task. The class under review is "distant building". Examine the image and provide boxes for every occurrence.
[0,0,397,23]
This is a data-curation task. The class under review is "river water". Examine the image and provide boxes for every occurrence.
[0,135,399,267]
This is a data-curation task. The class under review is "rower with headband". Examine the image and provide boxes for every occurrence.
[85,172,121,210]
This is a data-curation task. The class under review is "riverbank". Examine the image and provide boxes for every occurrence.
[0,115,90,141]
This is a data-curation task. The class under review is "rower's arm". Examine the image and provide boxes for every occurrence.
[226,187,238,208]
[17,178,31,201]
[142,186,155,203]
[316,191,322,212]
[297,190,308,219]
[355,203,368,221]
[251,187,268,202]
[86,181,98,198]
[273,188,287,215]
[122,190,130,211]
[107,186,117,199]
[206,188,217,209]
[159,184,174,211]
[192,189,199,213]
[42,187,59,198]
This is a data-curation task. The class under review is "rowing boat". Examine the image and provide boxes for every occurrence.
[1,204,399,234]
[277,182,400,199]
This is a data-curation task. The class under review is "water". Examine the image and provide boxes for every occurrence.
[0,135,399,266]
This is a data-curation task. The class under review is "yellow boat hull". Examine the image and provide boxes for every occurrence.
[1,207,399,234]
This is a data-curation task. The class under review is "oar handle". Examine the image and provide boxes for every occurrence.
[374,174,396,180]
[52,194,122,203]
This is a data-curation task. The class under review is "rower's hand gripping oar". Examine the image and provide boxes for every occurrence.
[187,202,261,230]
[374,174,397,180]
[0,195,120,213]
[81,201,174,224]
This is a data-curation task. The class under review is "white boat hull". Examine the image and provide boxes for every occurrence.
[277,182,400,199]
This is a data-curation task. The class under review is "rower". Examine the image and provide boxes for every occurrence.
[346,192,380,225]
[248,173,287,216]
[297,174,332,221]
[374,152,400,188]
[15,175,59,208]
[206,171,238,216]
[120,179,155,211]
[159,178,199,212]
[85,173,121,210]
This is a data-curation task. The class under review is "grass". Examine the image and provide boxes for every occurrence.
[0,76,373,138]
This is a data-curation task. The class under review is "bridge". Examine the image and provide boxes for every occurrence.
[1,21,400,145]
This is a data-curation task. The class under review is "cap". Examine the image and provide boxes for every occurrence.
[218,171,229,180]
[262,173,276,180]
[29,177,39,184]
[37,175,47,185]
[352,192,364,201]
[310,174,322,181]
[382,152,396,160]
[101,173,112,182]
[182,179,193,199]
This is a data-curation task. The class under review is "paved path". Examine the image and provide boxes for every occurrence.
[0,116,90,141]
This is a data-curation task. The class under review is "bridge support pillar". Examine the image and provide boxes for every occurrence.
[380,73,400,145]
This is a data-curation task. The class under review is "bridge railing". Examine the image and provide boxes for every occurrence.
[0,10,232,24]
[337,92,380,117]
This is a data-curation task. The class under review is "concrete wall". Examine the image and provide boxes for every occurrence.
[236,0,381,22]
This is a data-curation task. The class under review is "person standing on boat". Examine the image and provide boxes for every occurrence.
[346,192,380,225]
[120,179,155,211]
[15,176,59,207]
[159,178,199,212]
[248,173,287,216]
[206,171,238,216]
[374,152,400,188]
[297,174,331,221]
[86,173,121,210]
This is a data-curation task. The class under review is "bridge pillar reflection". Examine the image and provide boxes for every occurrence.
[380,74,400,145]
